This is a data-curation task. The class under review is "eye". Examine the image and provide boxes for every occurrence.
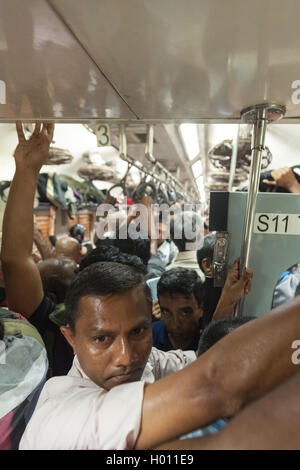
[95,335,108,343]
[132,327,146,336]
[180,308,194,316]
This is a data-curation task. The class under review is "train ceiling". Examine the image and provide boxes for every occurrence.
[0,0,300,122]
[1,0,300,200]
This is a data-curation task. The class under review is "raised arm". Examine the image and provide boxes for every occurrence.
[1,122,54,317]
[212,258,253,321]
[155,371,300,450]
[135,295,300,449]
[263,166,300,193]
[33,218,55,260]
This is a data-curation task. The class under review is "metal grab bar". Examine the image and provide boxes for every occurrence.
[234,103,286,317]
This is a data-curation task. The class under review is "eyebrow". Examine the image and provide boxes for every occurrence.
[88,319,151,336]
[160,305,170,311]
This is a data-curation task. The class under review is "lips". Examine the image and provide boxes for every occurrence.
[169,331,184,340]
[111,373,136,384]
[107,369,142,386]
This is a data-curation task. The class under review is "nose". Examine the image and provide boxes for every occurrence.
[113,337,138,370]
[170,313,182,331]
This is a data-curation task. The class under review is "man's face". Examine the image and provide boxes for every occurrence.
[61,285,152,390]
[158,292,203,350]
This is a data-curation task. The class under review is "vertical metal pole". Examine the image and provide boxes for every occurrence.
[119,124,127,158]
[234,107,268,316]
[145,124,154,161]
[228,125,240,192]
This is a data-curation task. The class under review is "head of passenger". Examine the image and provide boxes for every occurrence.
[170,210,203,252]
[95,232,151,266]
[157,268,204,350]
[156,211,170,247]
[37,258,77,304]
[114,235,151,266]
[78,244,147,273]
[69,224,86,245]
[54,236,82,264]
[61,259,153,390]
[197,232,216,278]
[197,316,255,356]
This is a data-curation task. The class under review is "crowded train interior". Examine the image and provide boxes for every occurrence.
[0,0,299,452]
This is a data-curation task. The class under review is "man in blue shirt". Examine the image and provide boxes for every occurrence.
[152,268,204,351]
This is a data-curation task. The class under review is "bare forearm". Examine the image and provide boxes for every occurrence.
[157,372,300,450]
[1,168,44,316]
[2,168,39,262]
[288,182,300,193]
[211,293,235,320]
[33,229,54,260]
[211,296,300,414]
[136,297,300,450]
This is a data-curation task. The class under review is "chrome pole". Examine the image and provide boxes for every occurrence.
[228,125,240,192]
[119,124,127,159]
[234,103,285,317]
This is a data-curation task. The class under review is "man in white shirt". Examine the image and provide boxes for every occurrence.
[19,259,196,450]
[20,255,300,450]
[19,256,300,450]
[3,123,300,450]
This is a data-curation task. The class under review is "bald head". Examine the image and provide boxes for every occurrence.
[55,236,81,263]
[38,257,77,304]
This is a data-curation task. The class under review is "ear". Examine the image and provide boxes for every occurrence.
[201,257,213,276]
[60,326,77,354]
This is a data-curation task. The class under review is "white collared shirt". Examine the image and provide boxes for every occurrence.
[19,347,196,450]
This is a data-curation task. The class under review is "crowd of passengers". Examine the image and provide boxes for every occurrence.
[0,122,300,450]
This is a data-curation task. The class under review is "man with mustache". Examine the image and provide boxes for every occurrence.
[2,123,300,450]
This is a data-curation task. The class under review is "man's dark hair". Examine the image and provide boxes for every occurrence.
[157,268,204,307]
[197,316,255,356]
[197,232,216,269]
[170,211,203,252]
[65,260,152,331]
[38,258,77,304]
[95,232,151,266]
[79,244,147,274]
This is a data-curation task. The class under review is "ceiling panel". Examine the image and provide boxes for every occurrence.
[0,0,136,120]
[49,0,300,121]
